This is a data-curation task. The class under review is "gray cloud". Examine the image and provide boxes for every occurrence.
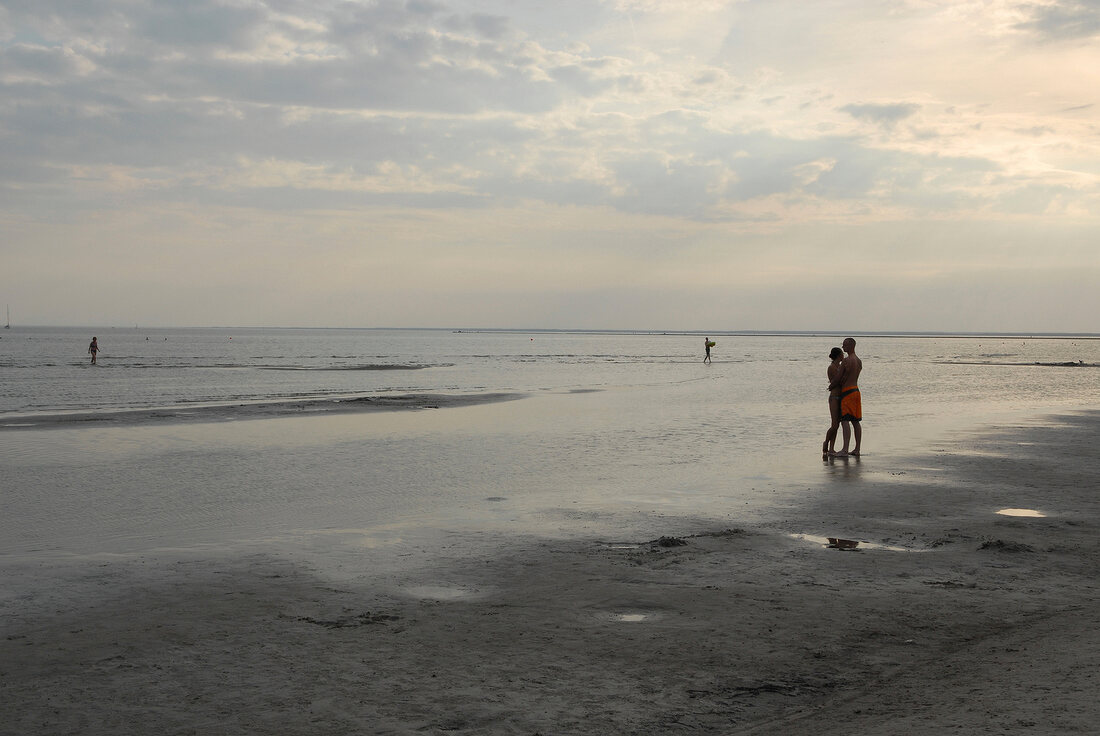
[0,0,1088,226]
[132,0,266,48]
[0,72,1011,225]
[1,0,592,114]
[1016,0,1100,41]
[839,103,920,126]
[0,42,87,80]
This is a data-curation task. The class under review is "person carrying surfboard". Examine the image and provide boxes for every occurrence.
[703,337,713,364]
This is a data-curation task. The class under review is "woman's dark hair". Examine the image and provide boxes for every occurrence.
[829,347,843,359]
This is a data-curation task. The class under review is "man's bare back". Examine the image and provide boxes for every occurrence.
[838,345,861,389]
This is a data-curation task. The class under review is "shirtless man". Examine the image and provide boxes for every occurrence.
[830,337,862,457]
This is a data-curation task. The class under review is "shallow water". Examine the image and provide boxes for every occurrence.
[2,329,1098,560]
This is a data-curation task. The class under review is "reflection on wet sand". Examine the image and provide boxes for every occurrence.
[996,508,1047,517]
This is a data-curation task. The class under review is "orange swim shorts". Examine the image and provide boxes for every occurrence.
[839,387,861,422]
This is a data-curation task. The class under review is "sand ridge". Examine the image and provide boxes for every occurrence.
[0,391,526,431]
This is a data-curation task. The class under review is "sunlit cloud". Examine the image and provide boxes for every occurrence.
[1,0,1098,330]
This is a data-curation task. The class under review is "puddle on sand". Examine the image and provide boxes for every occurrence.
[996,508,1046,518]
[791,533,915,552]
[404,585,480,601]
[596,610,661,623]
[613,613,650,622]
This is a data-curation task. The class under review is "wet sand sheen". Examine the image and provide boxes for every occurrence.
[2,410,1099,734]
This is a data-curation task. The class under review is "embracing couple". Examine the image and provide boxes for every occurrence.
[822,337,862,458]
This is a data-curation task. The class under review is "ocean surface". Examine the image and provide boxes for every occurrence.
[2,327,1098,565]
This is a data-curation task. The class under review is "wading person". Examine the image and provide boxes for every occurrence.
[830,337,862,457]
[822,347,844,457]
[88,336,100,365]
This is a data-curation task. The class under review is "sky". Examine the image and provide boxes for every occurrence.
[1,0,1098,332]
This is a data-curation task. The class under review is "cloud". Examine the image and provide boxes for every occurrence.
[2,0,1099,330]
[133,0,267,48]
[1015,0,1100,41]
[839,102,921,127]
[0,0,1062,228]
[1,0,608,114]
[0,42,95,82]
[609,0,732,13]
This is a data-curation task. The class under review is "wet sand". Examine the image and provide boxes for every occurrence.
[2,411,1099,734]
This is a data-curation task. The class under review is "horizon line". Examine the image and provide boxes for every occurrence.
[6,325,1100,339]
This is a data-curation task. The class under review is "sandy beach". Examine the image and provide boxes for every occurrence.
[3,410,1099,735]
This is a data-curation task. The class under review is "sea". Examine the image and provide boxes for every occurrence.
[2,326,1098,567]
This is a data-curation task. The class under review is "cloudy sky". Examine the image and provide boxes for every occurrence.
[2,0,1098,331]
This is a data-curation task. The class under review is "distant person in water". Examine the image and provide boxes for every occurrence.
[822,347,844,457]
[703,337,712,364]
[830,337,863,457]
[88,336,99,365]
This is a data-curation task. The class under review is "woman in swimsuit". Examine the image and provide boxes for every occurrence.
[88,336,99,365]
[822,347,843,456]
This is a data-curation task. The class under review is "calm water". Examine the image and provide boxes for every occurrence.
[2,327,1098,561]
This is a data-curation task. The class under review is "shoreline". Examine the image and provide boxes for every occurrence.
[2,410,1098,734]
[0,391,527,430]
